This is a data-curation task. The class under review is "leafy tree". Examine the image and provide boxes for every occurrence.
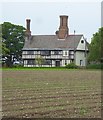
[35,55,45,67]
[1,22,26,66]
[88,27,103,63]
[2,42,10,56]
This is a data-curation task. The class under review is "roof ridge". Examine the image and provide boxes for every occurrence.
[68,34,83,36]
[32,35,56,36]
[31,34,83,37]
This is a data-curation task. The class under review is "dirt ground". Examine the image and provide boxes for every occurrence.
[2,69,101,118]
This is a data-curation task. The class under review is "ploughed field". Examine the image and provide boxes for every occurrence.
[2,69,101,118]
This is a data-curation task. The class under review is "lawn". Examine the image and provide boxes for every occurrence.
[2,69,101,118]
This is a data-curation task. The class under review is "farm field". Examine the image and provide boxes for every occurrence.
[2,69,101,118]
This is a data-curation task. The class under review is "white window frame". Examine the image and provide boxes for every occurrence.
[63,51,68,56]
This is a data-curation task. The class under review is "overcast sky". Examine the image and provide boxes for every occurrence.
[1,1,102,43]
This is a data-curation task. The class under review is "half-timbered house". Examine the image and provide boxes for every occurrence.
[22,15,88,67]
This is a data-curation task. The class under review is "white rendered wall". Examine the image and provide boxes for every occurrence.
[75,51,86,66]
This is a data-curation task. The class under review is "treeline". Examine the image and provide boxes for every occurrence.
[86,27,103,69]
[88,27,103,63]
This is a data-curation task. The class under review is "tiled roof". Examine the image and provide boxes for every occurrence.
[23,34,83,50]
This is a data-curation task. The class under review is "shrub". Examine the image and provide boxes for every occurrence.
[13,64,23,68]
[86,63,103,69]
[65,63,78,69]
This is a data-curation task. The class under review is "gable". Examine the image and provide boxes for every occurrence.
[76,36,88,50]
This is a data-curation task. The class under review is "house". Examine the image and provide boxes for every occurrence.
[22,15,88,67]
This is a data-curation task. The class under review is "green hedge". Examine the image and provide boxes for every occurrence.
[86,63,103,69]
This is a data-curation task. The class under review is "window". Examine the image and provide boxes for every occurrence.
[41,50,50,56]
[27,51,34,55]
[69,51,74,55]
[22,51,27,54]
[81,40,84,43]
[27,60,34,65]
[54,51,59,55]
[35,51,40,54]
[43,60,51,65]
[69,51,74,59]
[63,51,68,56]
[65,51,68,56]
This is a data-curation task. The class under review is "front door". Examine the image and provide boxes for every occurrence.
[80,60,83,66]
[55,61,60,67]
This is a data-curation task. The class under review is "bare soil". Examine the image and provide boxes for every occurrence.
[2,69,101,118]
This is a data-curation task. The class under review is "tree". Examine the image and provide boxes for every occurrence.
[0,27,9,56]
[35,55,45,67]
[88,27,103,63]
[2,42,10,56]
[1,22,26,66]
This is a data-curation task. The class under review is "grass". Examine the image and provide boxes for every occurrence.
[2,67,70,70]
[2,69,101,118]
[2,64,103,71]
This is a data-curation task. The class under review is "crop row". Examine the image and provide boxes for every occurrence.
[3,103,101,118]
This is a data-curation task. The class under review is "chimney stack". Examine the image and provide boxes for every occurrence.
[25,19,31,37]
[58,15,69,39]
[26,19,30,31]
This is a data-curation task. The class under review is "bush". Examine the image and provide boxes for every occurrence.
[13,64,23,68]
[65,63,78,69]
[86,63,103,69]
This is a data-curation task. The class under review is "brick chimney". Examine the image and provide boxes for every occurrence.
[25,19,31,37]
[58,15,69,39]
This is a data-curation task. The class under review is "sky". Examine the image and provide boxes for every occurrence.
[102,1,103,27]
[0,0,102,43]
